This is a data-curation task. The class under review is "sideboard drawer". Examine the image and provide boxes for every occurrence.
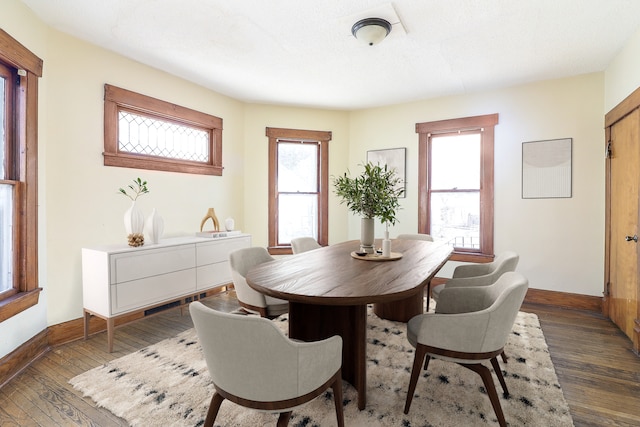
[196,235,251,266]
[111,268,196,315]
[196,261,231,290]
[111,244,195,284]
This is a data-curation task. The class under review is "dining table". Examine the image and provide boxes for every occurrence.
[246,238,452,410]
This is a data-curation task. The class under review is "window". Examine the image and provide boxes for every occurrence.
[416,114,498,262]
[103,84,223,175]
[0,29,43,322]
[266,127,331,254]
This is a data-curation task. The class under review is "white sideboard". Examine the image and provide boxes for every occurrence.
[81,234,251,351]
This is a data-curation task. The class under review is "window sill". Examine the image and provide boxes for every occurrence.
[0,288,42,323]
[268,246,293,256]
[449,251,494,263]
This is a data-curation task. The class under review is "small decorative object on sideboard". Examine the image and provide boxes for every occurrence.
[145,208,164,244]
[200,207,220,232]
[118,177,149,247]
[225,217,235,231]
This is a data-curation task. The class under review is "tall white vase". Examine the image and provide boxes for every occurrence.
[144,208,164,244]
[360,217,375,254]
[382,229,391,257]
[124,201,144,236]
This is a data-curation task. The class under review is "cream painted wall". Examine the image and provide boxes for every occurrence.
[348,73,605,296]
[605,26,640,112]
[242,104,350,247]
[42,30,247,327]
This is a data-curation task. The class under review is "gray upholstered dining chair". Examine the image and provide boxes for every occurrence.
[396,233,435,310]
[290,236,321,254]
[229,247,288,318]
[189,302,344,427]
[431,250,519,303]
[403,272,529,427]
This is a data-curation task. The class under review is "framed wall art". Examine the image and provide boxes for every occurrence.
[367,147,406,197]
[522,138,572,199]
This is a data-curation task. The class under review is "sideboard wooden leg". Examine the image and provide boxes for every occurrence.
[107,318,115,353]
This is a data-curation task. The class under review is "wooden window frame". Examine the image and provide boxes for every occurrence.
[416,113,498,263]
[266,127,331,255]
[0,29,43,322]
[103,84,223,176]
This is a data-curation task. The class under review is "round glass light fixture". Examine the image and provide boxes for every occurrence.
[351,18,392,46]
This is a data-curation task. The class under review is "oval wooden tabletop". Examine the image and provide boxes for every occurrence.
[246,239,452,306]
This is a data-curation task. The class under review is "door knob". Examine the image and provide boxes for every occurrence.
[625,235,638,242]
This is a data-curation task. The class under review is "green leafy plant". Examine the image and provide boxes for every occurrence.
[332,162,404,226]
[118,177,150,201]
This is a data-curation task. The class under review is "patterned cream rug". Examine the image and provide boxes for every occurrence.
[70,308,574,426]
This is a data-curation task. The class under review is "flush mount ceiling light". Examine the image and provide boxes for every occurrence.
[351,17,392,46]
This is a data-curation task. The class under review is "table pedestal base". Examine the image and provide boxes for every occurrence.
[373,290,424,322]
[288,302,367,410]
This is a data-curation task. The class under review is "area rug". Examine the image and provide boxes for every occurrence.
[70,308,574,426]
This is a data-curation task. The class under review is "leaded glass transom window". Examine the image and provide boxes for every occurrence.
[118,110,210,163]
[104,84,223,176]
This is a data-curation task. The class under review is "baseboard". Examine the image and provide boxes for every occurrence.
[49,285,230,348]
[431,276,603,312]
[0,329,49,388]
[524,287,602,312]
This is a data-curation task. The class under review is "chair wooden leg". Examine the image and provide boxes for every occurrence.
[500,350,508,363]
[204,392,225,427]
[490,356,509,396]
[276,411,292,427]
[332,375,345,427]
[461,363,507,427]
[404,344,428,414]
[423,354,431,371]
[426,281,431,312]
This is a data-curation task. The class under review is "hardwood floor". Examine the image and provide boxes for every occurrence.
[0,292,639,426]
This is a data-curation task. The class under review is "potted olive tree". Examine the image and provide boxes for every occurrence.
[333,162,404,253]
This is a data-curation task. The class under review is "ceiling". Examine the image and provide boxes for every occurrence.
[20,0,640,110]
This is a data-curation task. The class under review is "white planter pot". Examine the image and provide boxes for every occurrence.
[360,217,375,253]
[124,201,144,236]
[144,208,164,244]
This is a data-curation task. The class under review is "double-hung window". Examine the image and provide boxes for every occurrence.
[0,29,43,321]
[266,127,331,254]
[416,114,498,262]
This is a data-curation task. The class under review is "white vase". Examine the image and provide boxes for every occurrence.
[124,201,144,235]
[225,217,235,231]
[382,229,391,257]
[360,217,375,253]
[145,208,164,244]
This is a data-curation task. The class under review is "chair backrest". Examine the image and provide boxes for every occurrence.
[477,272,528,352]
[426,272,528,354]
[228,247,274,308]
[452,250,519,280]
[396,233,434,242]
[190,301,299,401]
[291,237,321,254]
[189,301,342,403]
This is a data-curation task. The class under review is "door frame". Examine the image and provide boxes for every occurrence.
[604,85,640,354]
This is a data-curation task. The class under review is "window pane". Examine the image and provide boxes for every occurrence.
[431,133,480,190]
[0,184,13,293]
[118,111,210,162]
[430,191,479,250]
[277,142,317,192]
[278,194,318,244]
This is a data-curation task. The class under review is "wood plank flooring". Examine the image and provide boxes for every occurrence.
[0,292,639,426]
